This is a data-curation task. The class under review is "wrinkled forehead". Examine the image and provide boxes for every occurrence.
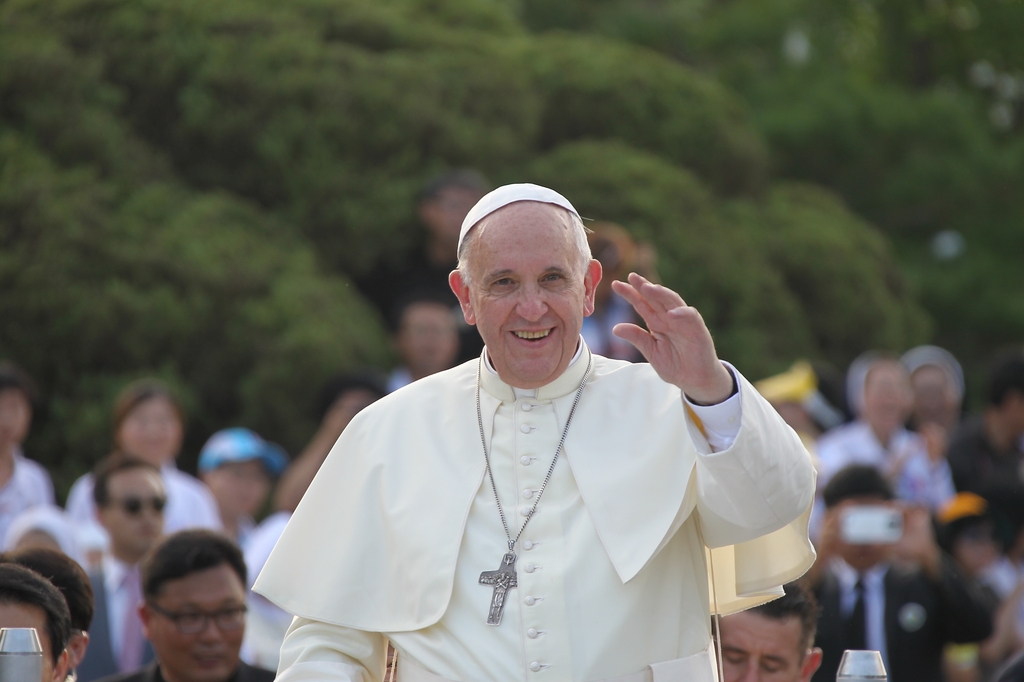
[462,202,579,273]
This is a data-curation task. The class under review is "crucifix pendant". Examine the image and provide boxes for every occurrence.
[479,552,518,626]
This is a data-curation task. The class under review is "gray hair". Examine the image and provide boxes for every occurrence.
[457,207,592,287]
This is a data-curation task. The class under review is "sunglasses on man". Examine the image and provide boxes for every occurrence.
[112,496,167,516]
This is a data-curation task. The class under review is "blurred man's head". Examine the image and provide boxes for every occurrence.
[0,563,71,682]
[392,294,460,382]
[418,169,488,257]
[93,456,165,564]
[5,547,94,675]
[823,465,898,572]
[859,357,913,441]
[0,361,35,457]
[938,493,1003,579]
[986,349,1024,444]
[198,428,286,536]
[140,530,248,682]
[720,581,822,682]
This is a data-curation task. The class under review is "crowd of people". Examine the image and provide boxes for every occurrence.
[754,346,1024,682]
[0,170,1023,682]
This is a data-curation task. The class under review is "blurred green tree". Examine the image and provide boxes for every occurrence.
[0,0,937,495]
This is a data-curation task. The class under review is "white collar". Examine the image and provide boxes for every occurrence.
[103,554,138,593]
[834,558,889,590]
[483,337,585,399]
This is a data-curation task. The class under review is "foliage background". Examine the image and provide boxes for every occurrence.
[0,0,1020,499]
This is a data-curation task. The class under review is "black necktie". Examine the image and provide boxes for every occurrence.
[846,577,867,651]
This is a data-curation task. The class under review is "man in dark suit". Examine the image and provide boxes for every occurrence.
[809,465,992,682]
[78,457,164,682]
[94,529,273,682]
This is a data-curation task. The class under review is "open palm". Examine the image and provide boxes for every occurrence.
[611,273,734,404]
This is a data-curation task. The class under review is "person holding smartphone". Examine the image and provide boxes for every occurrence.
[807,464,992,682]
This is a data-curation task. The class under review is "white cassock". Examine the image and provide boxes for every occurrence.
[254,343,816,682]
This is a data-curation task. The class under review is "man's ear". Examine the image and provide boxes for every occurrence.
[51,648,71,682]
[66,630,90,670]
[139,602,154,641]
[582,259,603,318]
[449,270,476,326]
[800,647,823,682]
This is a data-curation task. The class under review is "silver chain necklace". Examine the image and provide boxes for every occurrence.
[475,355,592,625]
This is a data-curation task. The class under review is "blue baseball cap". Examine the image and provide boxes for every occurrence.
[198,428,288,476]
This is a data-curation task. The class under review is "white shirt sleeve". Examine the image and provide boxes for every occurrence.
[683,364,742,451]
[276,616,387,682]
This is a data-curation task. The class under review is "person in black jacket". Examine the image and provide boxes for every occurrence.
[94,530,273,682]
[808,465,993,682]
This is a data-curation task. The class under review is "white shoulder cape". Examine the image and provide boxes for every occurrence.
[254,355,815,631]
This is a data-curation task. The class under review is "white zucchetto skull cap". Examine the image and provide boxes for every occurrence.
[457,183,581,256]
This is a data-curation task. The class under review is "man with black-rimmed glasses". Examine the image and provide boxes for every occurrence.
[95,529,273,682]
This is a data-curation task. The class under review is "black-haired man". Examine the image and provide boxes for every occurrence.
[810,465,992,682]
[95,529,273,682]
[356,168,490,364]
[6,547,95,680]
[78,456,163,681]
[947,348,1024,495]
[0,562,71,682]
[719,581,823,682]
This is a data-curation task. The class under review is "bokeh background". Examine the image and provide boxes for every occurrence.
[1,0,1021,498]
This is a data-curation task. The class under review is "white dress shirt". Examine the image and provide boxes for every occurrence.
[102,554,140,664]
[0,450,55,543]
[816,421,954,510]
[833,559,890,668]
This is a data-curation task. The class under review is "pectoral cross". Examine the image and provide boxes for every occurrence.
[479,552,518,626]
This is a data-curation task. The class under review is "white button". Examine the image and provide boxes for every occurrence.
[522,403,532,411]
[728,416,737,424]
[523,540,534,550]
[522,488,534,499]
[527,628,538,638]
[524,563,536,573]
[520,506,531,517]
[530,662,541,672]
[524,596,536,605]
[520,423,531,433]
[520,456,531,466]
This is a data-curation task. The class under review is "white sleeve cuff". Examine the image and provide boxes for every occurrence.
[684,364,742,451]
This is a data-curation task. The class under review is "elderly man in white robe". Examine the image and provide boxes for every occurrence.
[255,184,816,682]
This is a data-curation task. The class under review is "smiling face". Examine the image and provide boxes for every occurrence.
[449,202,601,389]
[141,563,246,682]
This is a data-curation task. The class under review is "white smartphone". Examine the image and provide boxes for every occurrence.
[841,505,903,545]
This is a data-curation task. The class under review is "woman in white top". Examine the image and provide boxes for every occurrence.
[65,379,221,540]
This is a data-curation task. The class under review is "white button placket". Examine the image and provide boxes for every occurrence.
[513,397,568,679]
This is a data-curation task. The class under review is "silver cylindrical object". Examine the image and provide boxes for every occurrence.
[837,649,887,681]
[0,627,44,682]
